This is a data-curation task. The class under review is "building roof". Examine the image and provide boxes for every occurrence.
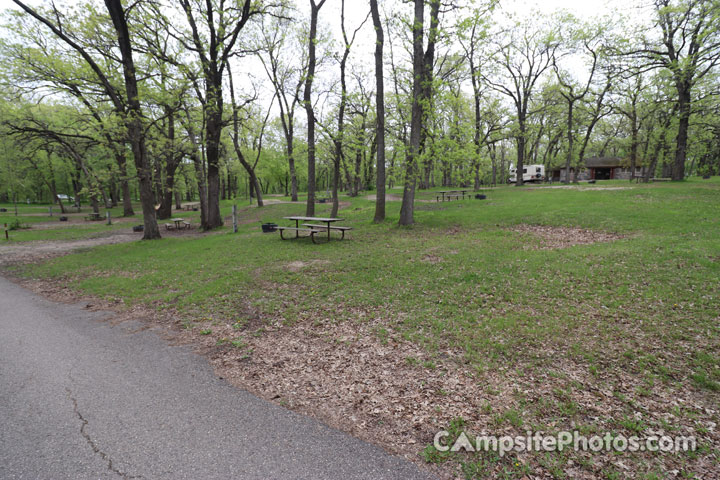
[550,157,648,172]
[584,157,626,168]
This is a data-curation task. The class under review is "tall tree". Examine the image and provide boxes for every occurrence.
[553,17,602,184]
[370,0,385,222]
[11,0,161,238]
[482,18,559,186]
[103,0,160,237]
[0,21,137,217]
[573,76,612,182]
[628,0,720,180]
[176,0,259,228]
[398,0,440,226]
[458,3,496,190]
[613,74,646,182]
[329,0,368,218]
[256,12,306,202]
[304,0,326,217]
[228,70,266,208]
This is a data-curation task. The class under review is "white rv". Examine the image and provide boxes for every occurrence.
[509,164,545,183]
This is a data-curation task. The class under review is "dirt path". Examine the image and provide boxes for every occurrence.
[365,193,403,201]
[365,193,437,203]
[0,232,141,267]
[0,227,212,267]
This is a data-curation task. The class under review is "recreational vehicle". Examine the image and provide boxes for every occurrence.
[509,164,545,183]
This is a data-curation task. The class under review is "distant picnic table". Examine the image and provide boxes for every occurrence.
[437,189,469,202]
[278,216,351,243]
[165,218,191,230]
[182,202,200,211]
[84,212,102,221]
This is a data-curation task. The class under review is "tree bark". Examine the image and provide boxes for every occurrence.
[370,0,386,226]
[563,101,574,184]
[304,0,326,216]
[204,80,224,228]
[228,67,264,207]
[12,0,156,235]
[516,110,526,186]
[116,152,134,216]
[399,0,439,225]
[105,0,160,239]
[157,110,179,219]
[673,85,691,180]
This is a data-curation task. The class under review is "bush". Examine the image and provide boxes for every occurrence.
[7,218,29,231]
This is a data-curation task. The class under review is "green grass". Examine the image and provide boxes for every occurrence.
[17,180,720,375]
[0,201,192,242]
[8,178,720,479]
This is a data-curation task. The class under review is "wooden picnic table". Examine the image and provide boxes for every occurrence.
[437,189,469,202]
[170,217,184,229]
[182,203,200,211]
[280,216,347,242]
[85,212,102,221]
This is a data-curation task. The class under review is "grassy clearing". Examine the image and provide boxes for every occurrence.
[0,202,199,242]
[9,179,720,479]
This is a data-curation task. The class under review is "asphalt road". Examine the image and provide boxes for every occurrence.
[0,275,436,480]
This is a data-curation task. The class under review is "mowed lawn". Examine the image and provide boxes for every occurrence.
[0,203,146,242]
[12,179,720,479]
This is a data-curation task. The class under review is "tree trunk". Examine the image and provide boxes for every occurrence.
[516,113,526,186]
[489,144,497,186]
[105,0,159,239]
[564,101,574,184]
[204,85,224,228]
[304,0,326,216]
[331,0,350,219]
[399,0,438,225]
[500,142,506,184]
[288,139,298,201]
[157,110,179,220]
[118,167,133,216]
[90,194,100,214]
[182,112,208,226]
[191,151,208,226]
[673,86,691,181]
[371,0,385,223]
[629,114,638,182]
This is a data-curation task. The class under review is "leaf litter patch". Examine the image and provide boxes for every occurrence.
[509,224,625,250]
[14,276,720,479]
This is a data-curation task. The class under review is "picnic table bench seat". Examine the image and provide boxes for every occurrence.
[279,216,348,243]
[182,221,191,229]
[301,223,353,240]
[276,226,324,240]
[436,190,468,202]
[301,223,353,231]
[165,223,174,230]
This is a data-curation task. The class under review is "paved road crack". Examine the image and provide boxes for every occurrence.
[66,388,142,479]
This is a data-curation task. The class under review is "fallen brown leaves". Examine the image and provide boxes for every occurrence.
[8,260,718,480]
[508,224,624,250]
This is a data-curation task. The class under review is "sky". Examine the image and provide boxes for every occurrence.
[0,0,648,34]
[0,0,651,109]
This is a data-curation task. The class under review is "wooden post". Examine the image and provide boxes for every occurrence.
[4,223,8,241]
[232,204,238,233]
[49,206,53,217]
[106,211,112,225]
